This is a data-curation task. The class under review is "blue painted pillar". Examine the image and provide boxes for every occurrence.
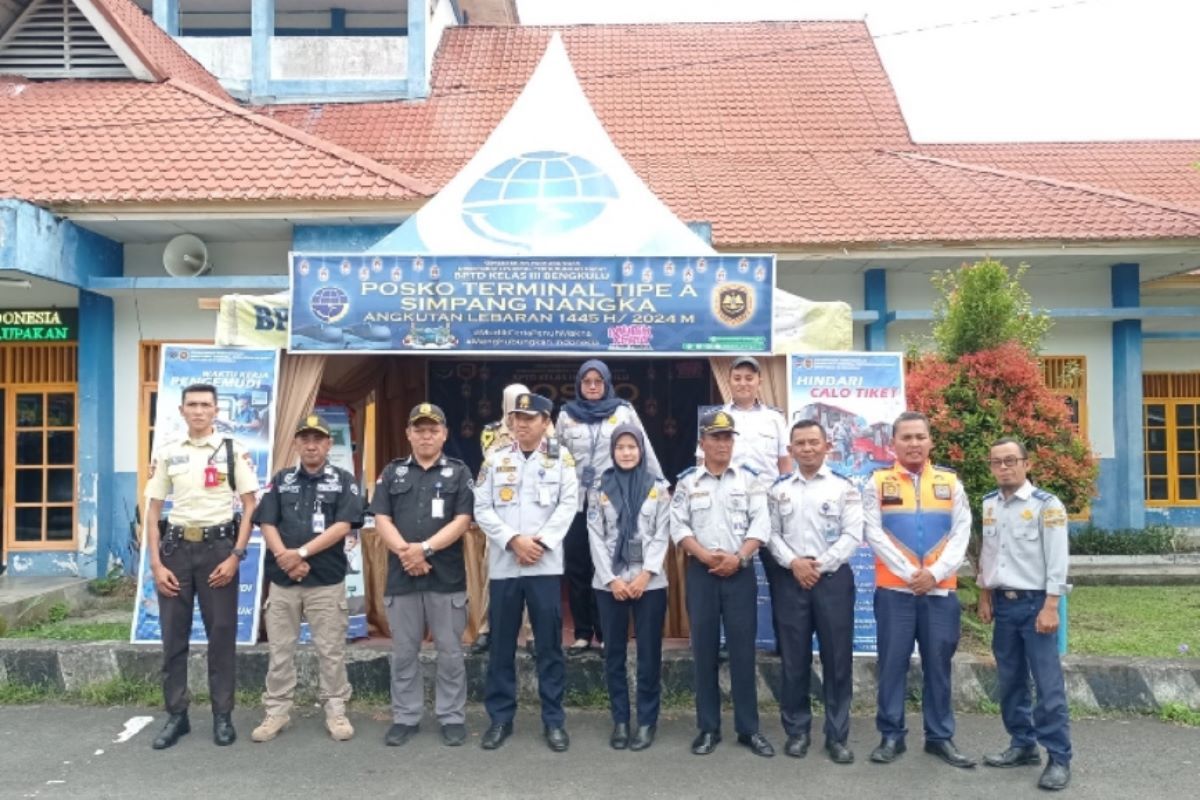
[1111,262,1145,529]
[407,0,429,99]
[152,0,180,35]
[77,290,115,578]
[864,268,888,351]
[251,0,275,100]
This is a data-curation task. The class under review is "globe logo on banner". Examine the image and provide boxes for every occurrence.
[310,286,350,324]
[461,151,618,246]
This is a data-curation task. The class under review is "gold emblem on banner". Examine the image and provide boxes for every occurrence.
[714,283,753,327]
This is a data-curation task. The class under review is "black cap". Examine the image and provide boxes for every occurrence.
[408,402,447,425]
[295,413,331,437]
[699,409,738,435]
[511,392,553,417]
[730,356,761,373]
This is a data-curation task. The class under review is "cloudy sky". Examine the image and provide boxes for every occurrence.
[515,0,1199,143]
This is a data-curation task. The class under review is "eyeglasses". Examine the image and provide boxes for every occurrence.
[987,456,1027,468]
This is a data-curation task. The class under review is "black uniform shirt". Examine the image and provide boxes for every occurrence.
[368,454,474,595]
[253,461,364,587]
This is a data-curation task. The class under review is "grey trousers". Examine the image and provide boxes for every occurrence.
[385,590,468,725]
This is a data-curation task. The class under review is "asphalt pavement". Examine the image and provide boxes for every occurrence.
[2,704,1197,799]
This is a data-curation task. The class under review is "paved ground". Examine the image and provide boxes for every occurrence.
[2,705,1197,798]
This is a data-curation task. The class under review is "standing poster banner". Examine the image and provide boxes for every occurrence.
[787,352,906,654]
[131,345,280,645]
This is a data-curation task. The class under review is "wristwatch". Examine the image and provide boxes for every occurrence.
[298,545,310,559]
[738,554,752,570]
[422,542,436,559]
[232,547,248,562]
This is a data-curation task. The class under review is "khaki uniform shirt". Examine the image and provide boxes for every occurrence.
[145,432,259,527]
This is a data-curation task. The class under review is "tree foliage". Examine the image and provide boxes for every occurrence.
[906,260,1098,540]
[929,258,1051,358]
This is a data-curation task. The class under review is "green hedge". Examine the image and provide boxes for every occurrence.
[1069,525,1189,556]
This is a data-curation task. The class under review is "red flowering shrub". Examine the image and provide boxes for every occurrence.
[907,260,1098,541]
[908,341,1097,527]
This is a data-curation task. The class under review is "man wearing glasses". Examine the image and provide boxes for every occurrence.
[977,438,1073,792]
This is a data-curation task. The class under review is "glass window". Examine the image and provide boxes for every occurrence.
[1148,477,1169,500]
[47,431,74,465]
[15,469,42,503]
[46,394,74,427]
[16,394,43,427]
[45,507,73,541]
[16,431,43,465]
[47,469,74,503]
[14,508,42,542]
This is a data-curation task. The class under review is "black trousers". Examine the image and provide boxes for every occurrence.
[485,575,566,727]
[686,558,759,735]
[595,587,667,727]
[775,563,855,743]
[563,509,601,642]
[158,538,239,714]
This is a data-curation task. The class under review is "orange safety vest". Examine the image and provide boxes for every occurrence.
[872,462,958,590]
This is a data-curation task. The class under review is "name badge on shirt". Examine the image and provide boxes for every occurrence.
[933,483,952,500]
[432,497,445,519]
[881,480,902,505]
[627,540,644,563]
[538,486,553,507]
[312,511,326,533]
[690,492,712,510]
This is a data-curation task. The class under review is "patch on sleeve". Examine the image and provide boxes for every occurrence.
[1041,506,1068,526]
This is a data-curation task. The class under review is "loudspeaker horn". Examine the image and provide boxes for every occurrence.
[162,234,211,277]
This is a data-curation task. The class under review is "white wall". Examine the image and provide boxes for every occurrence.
[177,36,409,88]
[887,265,1117,457]
[124,240,291,278]
[0,278,77,308]
[426,0,458,76]
[112,292,223,473]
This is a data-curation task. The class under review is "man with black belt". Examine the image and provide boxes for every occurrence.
[978,437,1073,791]
[474,392,578,753]
[864,411,974,769]
[671,409,774,758]
[768,419,862,764]
[371,403,475,748]
[250,413,363,744]
[144,383,259,749]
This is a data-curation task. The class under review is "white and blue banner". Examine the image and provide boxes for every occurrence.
[289,253,774,355]
[788,352,907,655]
[131,345,280,645]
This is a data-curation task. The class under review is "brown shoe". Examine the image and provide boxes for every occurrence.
[326,714,355,741]
[251,714,290,743]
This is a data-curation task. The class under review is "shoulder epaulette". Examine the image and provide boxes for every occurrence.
[739,464,760,476]
[983,489,1000,500]
[767,404,784,415]
[483,420,502,430]
[772,473,792,485]
[1032,488,1053,502]
[677,466,697,480]
[933,464,957,474]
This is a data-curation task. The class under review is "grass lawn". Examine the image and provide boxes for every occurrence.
[2,621,131,641]
[955,584,1198,659]
[1066,585,1199,658]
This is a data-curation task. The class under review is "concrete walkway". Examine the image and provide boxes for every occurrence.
[0,575,91,631]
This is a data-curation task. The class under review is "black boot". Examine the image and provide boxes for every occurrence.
[151,712,190,750]
[213,712,237,746]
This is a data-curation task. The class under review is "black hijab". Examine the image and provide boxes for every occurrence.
[600,424,656,574]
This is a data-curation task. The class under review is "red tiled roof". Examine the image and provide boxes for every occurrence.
[0,78,431,206]
[92,0,231,100]
[266,22,1200,247]
[917,141,1200,213]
